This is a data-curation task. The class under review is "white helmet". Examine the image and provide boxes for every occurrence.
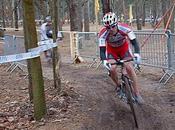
[45,16,51,22]
[102,12,118,27]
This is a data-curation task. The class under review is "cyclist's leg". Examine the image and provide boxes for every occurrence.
[106,45,121,87]
[44,50,52,63]
[44,51,48,58]
[119,43,138,94]
[124,62,139,95]
[124,62,144,104]
[107,58,120,87]
[106,50,120,87]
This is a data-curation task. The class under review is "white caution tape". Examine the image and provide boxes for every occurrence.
[29,39,57,52]
[0,39,58,64]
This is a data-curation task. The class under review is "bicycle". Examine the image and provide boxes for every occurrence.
[109,58,139,128]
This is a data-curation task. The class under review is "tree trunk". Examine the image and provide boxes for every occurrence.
[78,1,83,32]
[58,0,63,31]
[142,0,146,26]
[90,0,95,24]
[34,0,47,20]
[1,0,6,29]
[122,0,126,22]
[135,0,142,30]
[22,10,33,102]
[161,0,170,28]
[101,0,110,15]
[68,0,82,31]
[11,0,14,28]
[22,0,46,120]
[51,0,61,91]
[152,0,158,27]
[84,0,90,39]
[48,0,53,17]
[14,0,19,30]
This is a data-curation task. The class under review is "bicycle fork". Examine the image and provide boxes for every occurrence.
[121,75,136,104]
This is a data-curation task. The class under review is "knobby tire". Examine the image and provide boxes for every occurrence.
[123,76,138,128]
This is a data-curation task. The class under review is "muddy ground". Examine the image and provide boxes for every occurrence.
[0,28,175,130]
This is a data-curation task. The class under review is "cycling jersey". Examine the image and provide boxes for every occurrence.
[98,23,139,60]
[40,22,53,41]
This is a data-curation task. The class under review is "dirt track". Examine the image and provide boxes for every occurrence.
[33,61,174,130]
[0,54,175,130]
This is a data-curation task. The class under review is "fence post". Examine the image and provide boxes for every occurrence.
[70,31,84,63]
[70,31,76,60]
[166,30,173,69]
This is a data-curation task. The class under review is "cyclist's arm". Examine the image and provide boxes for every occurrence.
[118,23,140,54]
[100,46,106,60]
[128,31,140,54]
[98,28,109,60]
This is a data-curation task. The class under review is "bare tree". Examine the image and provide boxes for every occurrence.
[51,0,61,91]
[67,0,82,31]
[101,0,111,15]
[84,0,90,39]
[135,0,142,30]
[14,0,19,30]
[1,0,6,29]
[22,0,46,120]
[34,0,47,19]
[151,0,158,27]
[142,0,146,26]
[161,0,172,28]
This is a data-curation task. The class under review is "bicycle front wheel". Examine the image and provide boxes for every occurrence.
[123,76,138,128]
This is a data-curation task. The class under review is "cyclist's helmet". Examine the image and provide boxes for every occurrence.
[102,12,118,27]
[45,16,52,23]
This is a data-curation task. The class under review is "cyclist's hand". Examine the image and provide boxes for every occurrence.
[102,60,111,70]
[134,53,141,64]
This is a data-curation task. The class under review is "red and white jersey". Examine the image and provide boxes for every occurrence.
[98,23,136,48]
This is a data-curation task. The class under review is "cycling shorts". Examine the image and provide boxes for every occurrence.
[106,41,133,60]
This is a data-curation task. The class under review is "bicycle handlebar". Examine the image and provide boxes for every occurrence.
[109,58,141,71]
[110,58,134,66]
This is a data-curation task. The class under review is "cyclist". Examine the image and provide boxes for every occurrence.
[40,16,53,62]
[98,12,144,104]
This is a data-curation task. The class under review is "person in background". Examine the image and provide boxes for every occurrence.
[98,12,144,104]
[40,16,63,62]
[40,16,53,62]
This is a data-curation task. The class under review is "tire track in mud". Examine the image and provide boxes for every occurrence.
[44,63,173,130]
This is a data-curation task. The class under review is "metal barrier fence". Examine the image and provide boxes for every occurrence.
[3,35,25,55]
[75,31,170,68]
[168,33,175,69]
[135,32,168,69]
[73,31,175,84]
[77,32,99,62]
[2,35,27,73]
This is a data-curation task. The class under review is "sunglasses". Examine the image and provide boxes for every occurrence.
[110,25,116,29]
[106,25,116,29]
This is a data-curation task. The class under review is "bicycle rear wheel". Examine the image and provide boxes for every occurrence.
[123,76,138,128]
